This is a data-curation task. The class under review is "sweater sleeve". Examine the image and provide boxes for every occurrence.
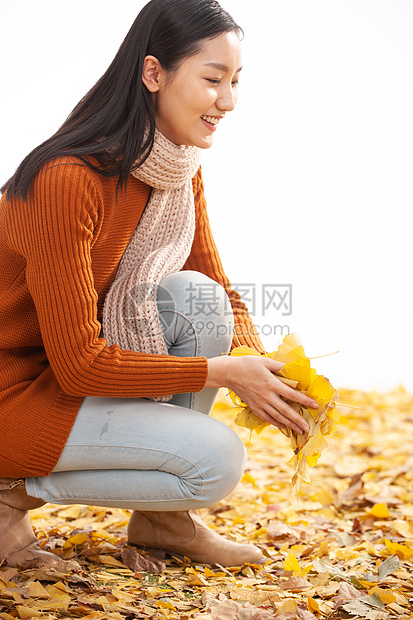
[183,168,266,353]
[8,161,208,398]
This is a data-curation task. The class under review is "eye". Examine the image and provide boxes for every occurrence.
[206,78,221,85]
[232,80,239,87]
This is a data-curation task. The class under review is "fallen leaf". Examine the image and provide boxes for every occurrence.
[0,568,19,584]
[297,609,318,620]
[28,581,50,599]
[378,555,400,581]
[383,539,413,559]
[121,546,166,574]
[332,581,366,609]
[208,597,275,619]
[367,503,391,519]
[367,586,396,604]
[283,552,301,575]
[16,606,43,619]
[279,576,312,591]
[342,592,386,616]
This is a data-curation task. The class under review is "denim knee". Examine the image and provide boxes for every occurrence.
[194,423,247,507]
[158,270,234,358]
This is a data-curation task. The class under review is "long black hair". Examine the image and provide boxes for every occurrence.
[1,0,241,200]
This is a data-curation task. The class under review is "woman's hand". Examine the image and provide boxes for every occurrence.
[206,355,318,435]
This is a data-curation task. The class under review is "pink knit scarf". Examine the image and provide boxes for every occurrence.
[102,129,200,383]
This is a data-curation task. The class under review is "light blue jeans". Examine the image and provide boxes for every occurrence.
[26,271,247,511]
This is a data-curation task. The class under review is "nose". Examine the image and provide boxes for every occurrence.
[217,84,237,112]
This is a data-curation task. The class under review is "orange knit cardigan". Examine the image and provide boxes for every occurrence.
[0,158,264,477]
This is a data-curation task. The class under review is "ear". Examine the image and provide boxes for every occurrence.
[142,55,165,92]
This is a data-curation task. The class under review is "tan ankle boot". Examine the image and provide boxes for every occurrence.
[127,509,265,567]
[0,478,65,568]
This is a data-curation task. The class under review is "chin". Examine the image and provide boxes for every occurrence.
[180,139,214,149]
[178,133,214,149]
[196,135,215,149]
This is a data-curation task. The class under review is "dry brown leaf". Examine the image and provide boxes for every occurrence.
[332,581,366,609]
[296,610,318,620]
[17,557,81,573]
[279,577,312,591]
[208,597,275,619]
[0,568,19,584]
[336,476,365,506]
[121,546,166,574]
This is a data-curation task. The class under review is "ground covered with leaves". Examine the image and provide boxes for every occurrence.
[1,387,413,619]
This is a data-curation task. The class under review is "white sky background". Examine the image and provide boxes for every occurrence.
[1,1,412,392]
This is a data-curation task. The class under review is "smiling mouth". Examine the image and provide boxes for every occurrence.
[201,115,220,126]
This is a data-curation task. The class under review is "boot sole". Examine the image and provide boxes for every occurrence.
[127,542,265,566]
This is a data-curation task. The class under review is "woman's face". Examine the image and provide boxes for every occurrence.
[146,31,242,148]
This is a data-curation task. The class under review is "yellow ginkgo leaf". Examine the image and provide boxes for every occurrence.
[283,552,301,575]
[328,406,340,424]
[307,453,321,467]
[228,390,246,407]
[302,428,329,458]
[277,357,315,393]
[367,588,396,605]
[320,412,337,436]
[229,345,261,358]
[63,532,90,548]
[306,374,337,415]
[384,539,413,559]
[277,375,300,389]
[234,407,269,435]
[308,597,321,613]
[368,503,391,519]
[229,333,339,498]
[269,333,306,364]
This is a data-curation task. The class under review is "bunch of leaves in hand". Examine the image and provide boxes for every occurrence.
[229,333,339,498]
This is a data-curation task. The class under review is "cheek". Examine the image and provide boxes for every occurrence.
[187,84,215,112]
[157,98,180,128]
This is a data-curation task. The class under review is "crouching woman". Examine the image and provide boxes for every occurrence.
[0,0,316,569]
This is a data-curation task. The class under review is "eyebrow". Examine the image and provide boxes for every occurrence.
[203,62,243,73]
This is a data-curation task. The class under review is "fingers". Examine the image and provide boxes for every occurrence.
[262,358,285,373]
[226,356,319,435]
[272,377,319,411]
[265,397,310,434]
[255,409,286,432]
[262,359,319,411]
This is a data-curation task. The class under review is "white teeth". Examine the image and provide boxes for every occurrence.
[201,115,219,125]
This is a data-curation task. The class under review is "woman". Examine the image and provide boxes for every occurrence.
[0,0,317,569]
